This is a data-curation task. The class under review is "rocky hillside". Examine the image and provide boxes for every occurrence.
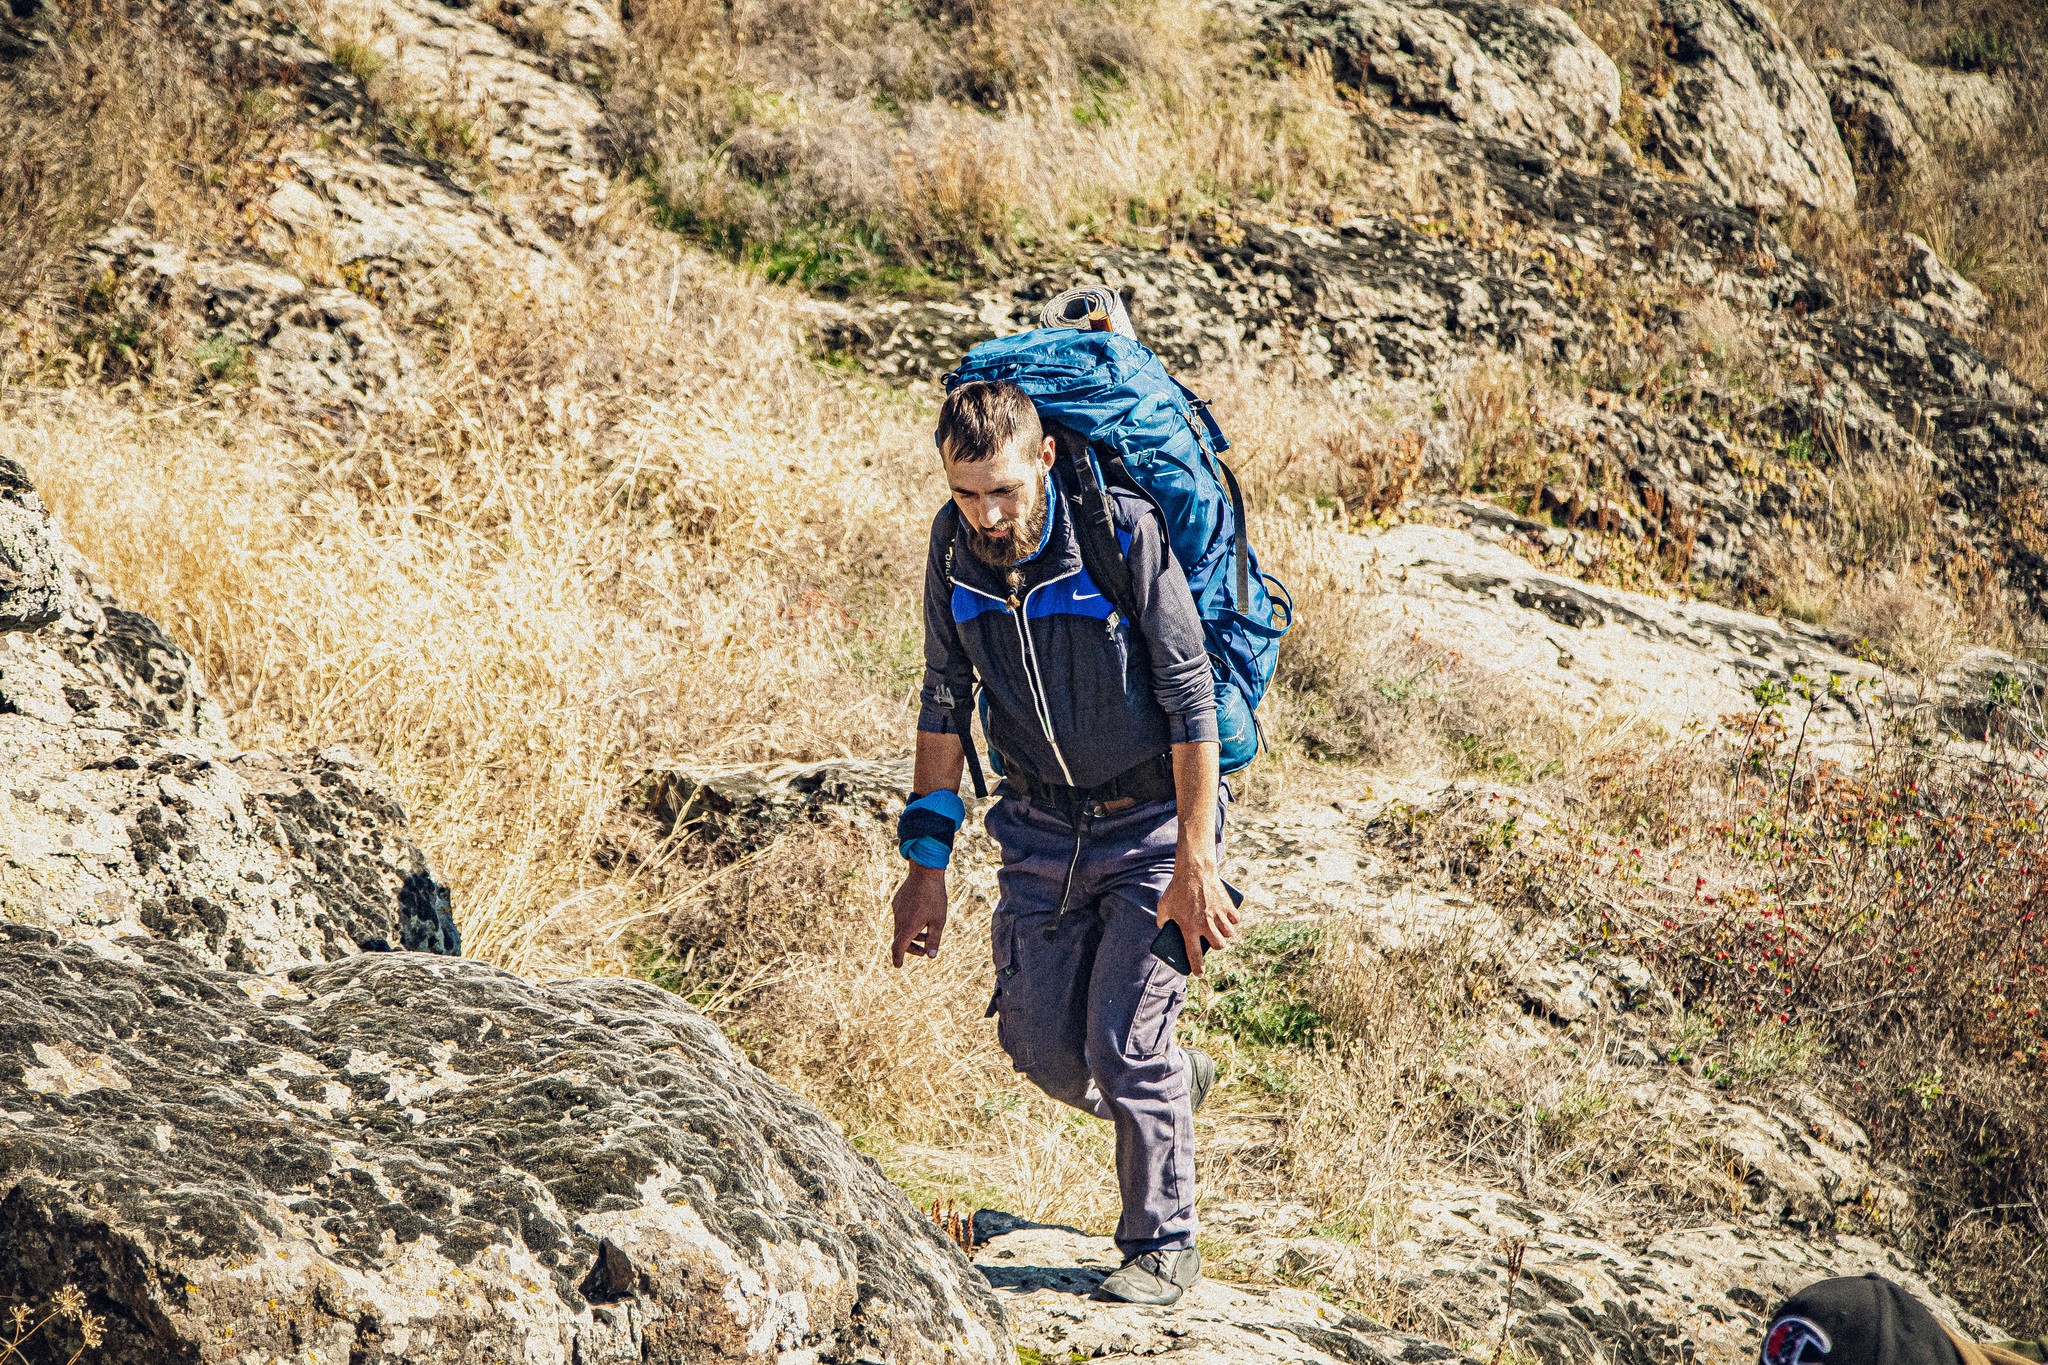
[0,464,1007,1363]
[6,0,2048,1356]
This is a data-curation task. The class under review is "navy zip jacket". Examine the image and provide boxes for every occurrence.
[916,467,1218,790]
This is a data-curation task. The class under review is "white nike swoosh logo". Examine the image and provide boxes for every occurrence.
[1073,591,1101,601]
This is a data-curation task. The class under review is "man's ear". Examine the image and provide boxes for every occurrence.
[1038,433,1057,469]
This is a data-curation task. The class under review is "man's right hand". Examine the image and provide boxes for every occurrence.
[890,866,949,966]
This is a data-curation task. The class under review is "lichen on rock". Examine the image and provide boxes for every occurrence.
[0,934,1010,1364]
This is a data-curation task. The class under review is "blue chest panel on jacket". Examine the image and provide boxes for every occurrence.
[951,567,1113,625]
[949,528,1130,627]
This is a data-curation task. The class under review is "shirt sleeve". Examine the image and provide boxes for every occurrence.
[916,508,973,735]
[1124,505,1218,746]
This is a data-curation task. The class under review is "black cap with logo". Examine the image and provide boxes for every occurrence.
[1761,1275,1962,1365]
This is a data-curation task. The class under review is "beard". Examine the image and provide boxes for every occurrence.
[964,480,1050,569]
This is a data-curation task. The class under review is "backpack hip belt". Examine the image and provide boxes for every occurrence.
[1004,751,1176,816]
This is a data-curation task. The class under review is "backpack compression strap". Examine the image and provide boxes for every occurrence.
[938,506,990,799]
[1048,426,1139,623]
[1217,453,1252,612]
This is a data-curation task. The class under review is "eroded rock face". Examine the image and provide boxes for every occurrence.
[1259,0,1627,166]
[1816,45,2012,187]
[0,935,1009,1365]
[829,115,2048,603]
[1635,0,1856,215]
[0,465,457,969]
[312,0,613,176]
[0,456,76,634]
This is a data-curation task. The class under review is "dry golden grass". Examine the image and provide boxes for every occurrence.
[617,0,1364,285]
[0,0,298,318]
[9,220,944,975]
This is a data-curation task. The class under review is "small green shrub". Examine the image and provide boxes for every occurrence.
[193,333,253,385]
[1195,920,1327,1047]
[1945,26,2019,71]
[330,38,386,85]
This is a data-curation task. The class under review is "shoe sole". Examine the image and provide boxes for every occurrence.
[1091,1279,1188,1307]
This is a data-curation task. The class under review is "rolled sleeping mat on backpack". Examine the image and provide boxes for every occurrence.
[1041,286,1136,341]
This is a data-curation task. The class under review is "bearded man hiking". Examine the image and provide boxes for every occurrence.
[887,372,1247,1308]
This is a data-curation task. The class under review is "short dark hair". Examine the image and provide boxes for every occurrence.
[935,380,1042,464]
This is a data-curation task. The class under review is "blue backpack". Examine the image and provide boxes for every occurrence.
[941,327,1292,785]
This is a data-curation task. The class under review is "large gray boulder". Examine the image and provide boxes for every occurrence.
[0,462,458,968]
[1260,0,1628,165]
[1637,0,1856,214]
[0,934,1010,1364]
[1815,45,2012,187]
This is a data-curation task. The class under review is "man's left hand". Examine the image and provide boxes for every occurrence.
[1155,858,1238,977]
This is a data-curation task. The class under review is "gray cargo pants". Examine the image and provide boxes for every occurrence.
[984,791,1221,1256]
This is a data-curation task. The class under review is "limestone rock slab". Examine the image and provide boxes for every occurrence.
[976,1220,1474,1365]
[1260,0,1627,165]
[0,936,1008,1365]
[0,456,77,634]
[1816,45,2011,186]
[313,0,610,175]
[80,230,417,413]
[1636,0,1855,214]
[0,464,456,969]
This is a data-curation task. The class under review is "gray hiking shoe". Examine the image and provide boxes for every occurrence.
[1186,1046,1216,1116]
[1095,1247,1201,1306]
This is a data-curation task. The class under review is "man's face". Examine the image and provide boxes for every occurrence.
[946,432,1055,569]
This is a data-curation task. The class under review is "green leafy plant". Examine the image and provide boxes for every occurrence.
[193,333,253,385]
[1195,920,1327,1047]
[329,37,386,85]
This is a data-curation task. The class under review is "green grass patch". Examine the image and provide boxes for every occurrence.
[193,333,253,385]
[1194,920,1327,1048]
[330,38,385,84]
[645,180,958,299]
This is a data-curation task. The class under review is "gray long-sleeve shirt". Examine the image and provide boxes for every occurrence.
[916,469,1217,790]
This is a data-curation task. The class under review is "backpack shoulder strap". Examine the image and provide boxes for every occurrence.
[936,503,989,799]
[1048,425,1137,624]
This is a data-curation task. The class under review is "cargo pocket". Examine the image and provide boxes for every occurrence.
[990,908,1032,1070]
[1124,962,1185,1060]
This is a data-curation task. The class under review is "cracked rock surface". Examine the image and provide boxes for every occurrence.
[0,936,1009,1365]
[0,461,457,970]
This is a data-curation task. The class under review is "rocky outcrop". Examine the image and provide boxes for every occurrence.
[829,113,2048,602]
[1341,519,2046,751]
[0,462,458,969]
[0,456,74,634]
[1815,45,2012,187]
[1894,231,1991,332]
[1634,0,1856,215]
[82,230,417,412]
[34,0,582,411]
[0,934,1009,1364]
[634,756,923,842]
[1259,0,1629,167]
[311,0,616,177]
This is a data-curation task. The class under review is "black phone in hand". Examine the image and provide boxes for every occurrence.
[1150,882,1244,976]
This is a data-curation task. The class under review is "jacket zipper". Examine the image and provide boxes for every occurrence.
[951,570,1079,786]
[1016,568,1079,786]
